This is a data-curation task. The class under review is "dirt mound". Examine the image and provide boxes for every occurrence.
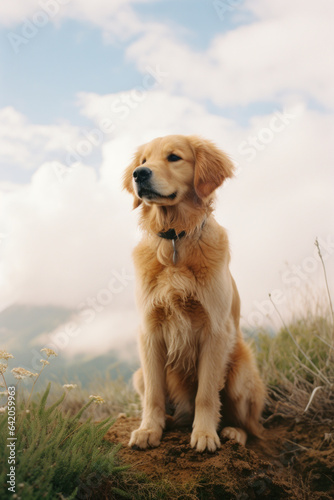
[105,416,333,499]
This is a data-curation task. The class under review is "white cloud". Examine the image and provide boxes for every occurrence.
[243,0,331,20]
[126,0,334,109]
[0,0,41,26]
[0,107,82,170]
[1,0,156,43]
[78,89,237,147]
[60,0,148,42]
[33,308,139,359]
[0,160,137,310]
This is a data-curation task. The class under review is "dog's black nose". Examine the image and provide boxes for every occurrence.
[133,167,152,183]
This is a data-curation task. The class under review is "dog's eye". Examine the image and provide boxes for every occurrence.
[142,158,146,164]
[167,153,182,162]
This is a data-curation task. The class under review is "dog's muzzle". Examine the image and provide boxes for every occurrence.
[133,166,177,201]
[133,167,155,199]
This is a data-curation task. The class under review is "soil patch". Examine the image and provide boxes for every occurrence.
[105,416,333,499]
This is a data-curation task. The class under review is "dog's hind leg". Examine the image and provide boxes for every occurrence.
[220,336,265,445]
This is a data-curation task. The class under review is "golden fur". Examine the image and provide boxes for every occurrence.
[123,135,265,452]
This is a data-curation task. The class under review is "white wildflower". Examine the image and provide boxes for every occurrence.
[0,363,7,374]
[11,367,38,380]
[40,348,57,358]
[63,384,77,390]
[89,395,105,404]
[0,350,14,361]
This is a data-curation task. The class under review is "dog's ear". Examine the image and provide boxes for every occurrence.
[122,146,144,209]
[190,136,235,199]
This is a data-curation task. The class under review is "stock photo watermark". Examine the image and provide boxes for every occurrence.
[28,268,134,370]
[52,64,169,182]
[238,108,299,162]
[220,105,303,190]
[213,0,242,20]
[7,0,72,54]
[6,386,16,494]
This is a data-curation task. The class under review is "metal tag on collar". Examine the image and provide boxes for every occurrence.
[172,239,177,265]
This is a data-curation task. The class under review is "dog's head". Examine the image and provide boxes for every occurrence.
[122,135,234,209]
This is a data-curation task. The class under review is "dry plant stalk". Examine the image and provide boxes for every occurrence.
[266,239,334,423]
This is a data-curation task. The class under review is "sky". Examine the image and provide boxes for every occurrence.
[0,0,333,365]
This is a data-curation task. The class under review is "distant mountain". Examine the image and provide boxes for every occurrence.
[0,304,72,344]
[0,305,138,387]
[56,350,138,386]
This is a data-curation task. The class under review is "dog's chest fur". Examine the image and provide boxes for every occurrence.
[135,245,213,375]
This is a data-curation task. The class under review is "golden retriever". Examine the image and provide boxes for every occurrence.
[122,135,265,452]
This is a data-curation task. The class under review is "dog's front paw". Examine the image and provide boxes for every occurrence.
[129,427,162,449]
[190,429,221,453]
[221,427,247,445]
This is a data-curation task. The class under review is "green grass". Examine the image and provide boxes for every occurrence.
[0,382,131,499]
[254,290,333,423]
[256,314,333,386]
[42,374,141,422]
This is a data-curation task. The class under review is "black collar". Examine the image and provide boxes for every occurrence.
[157,229,186,240]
